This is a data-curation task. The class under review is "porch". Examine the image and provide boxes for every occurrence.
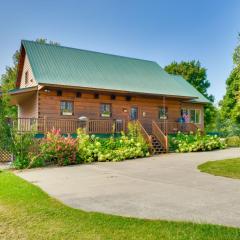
[11,118,199,153]
[12,117,198,134]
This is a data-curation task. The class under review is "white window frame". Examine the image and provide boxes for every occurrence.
[100,103,112,118]
[159,106,168,120]
[189,109,201,124]
[60,101,74,116]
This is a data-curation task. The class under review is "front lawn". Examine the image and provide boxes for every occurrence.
[0,171,240,239]
[198,158,240,179]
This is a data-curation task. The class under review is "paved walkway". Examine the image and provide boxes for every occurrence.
[0,162,11,170]
[16,148,240,227]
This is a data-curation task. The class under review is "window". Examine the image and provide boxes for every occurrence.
[190,109,201,124]
[159,107,168,120]
[181,108,200,124]
[60,101,73,116]
[100,103,111,117]
[25,71,29,85]
[130,107,138,120]
[195,110,200,124]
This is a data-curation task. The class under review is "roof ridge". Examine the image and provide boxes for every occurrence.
[21,39,157,64]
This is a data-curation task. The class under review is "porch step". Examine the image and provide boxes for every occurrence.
[151,135,166,154]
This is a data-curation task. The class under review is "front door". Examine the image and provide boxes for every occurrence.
[130,107,138,120]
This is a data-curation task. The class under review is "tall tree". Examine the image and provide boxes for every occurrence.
[220,34,240,125]
[164,60,216,129]
[220,66,240,123]
[233,33,240,65]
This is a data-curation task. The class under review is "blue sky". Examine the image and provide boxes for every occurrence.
[0,0,239,103]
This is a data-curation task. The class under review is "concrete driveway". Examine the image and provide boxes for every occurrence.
[17,148,240,227]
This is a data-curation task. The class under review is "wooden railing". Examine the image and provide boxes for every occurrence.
[152,120,168,152]
[11,118,125,134]
[157,121,199,135]
[136,120,152,147]
[88,119,125,134]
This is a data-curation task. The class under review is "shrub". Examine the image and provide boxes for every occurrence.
[11,131,35,169]
[172,130,226,153]
[77,129,102,163]
[39,129,79,166]
[226,136,240,147]
[28,153,45,168]
[97,134,150,162]
[76,123,150,163]
[21,122,151,169]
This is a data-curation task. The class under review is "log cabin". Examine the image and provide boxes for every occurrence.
[8,40,210,153]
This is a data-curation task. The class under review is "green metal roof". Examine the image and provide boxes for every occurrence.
[8,86,38,95]
[21,40,209,102]
[170,75,210,103]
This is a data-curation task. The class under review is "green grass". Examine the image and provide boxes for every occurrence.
[198,158,240,179]
[0,171,239,240]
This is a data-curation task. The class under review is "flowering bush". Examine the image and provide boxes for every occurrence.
[77,128,102,163]
[77,126,150,163]
[97,134,150,162]
[21,122,151,169]
[39,129,79,166]
[171,130,226,153]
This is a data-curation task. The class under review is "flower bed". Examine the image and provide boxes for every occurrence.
[170,130,226,153]
[15,122,150,169]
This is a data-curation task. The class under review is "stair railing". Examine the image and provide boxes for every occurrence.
[152,120,168,152]
[136,120,153,148]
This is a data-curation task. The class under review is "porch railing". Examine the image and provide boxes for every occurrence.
[157,121,199,135]
[11,118,199,137]
[11,118,125,134]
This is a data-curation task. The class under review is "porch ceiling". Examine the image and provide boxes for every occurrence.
[8,87,38,105]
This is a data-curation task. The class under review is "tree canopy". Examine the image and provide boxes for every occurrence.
[164,60,216,129]
[220,65,240,123]
[220,35,240,125]
[233,33,240,65]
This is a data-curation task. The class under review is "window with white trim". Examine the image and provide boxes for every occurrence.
[60,101,74,116]
[100,103,111,117]
[190,109,201,124]
[159,107,168,120]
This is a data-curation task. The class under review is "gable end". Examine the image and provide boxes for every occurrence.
[16,44,37,89]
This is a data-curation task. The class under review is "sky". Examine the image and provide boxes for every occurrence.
[0,0,239,104]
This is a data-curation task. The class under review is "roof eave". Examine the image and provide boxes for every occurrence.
[8,86,38,95]
[39,83,199,100]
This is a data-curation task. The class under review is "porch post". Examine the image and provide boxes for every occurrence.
[86,120,89,134]
[43,116,47,133]
[163,96,167,135]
